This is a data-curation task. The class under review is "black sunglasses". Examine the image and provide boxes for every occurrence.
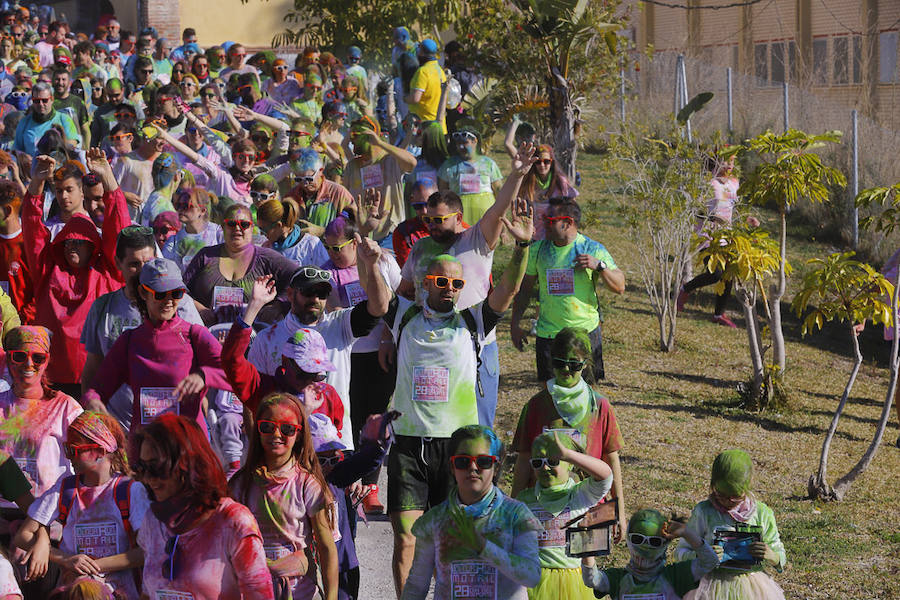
[552,357,586,372]
[132,458,168,479]
[257,420,300,436]
[451,454,498,470]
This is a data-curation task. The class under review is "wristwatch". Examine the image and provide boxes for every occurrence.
[595,260,607,272]
[515,240,532,248]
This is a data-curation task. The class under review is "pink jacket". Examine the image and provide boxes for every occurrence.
[86,316,232,432]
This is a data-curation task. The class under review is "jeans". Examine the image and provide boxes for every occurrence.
[476,340,500,427]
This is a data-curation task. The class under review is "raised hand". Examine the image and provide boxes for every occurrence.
[32,155,56,182]
[355,232,382,267]
[232,105,255,121]
[512,141,537,176]
[249,274,277,308]
[354,188,385,235]
[500,198,534,243]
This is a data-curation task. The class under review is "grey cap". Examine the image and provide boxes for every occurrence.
[139,257,185,292]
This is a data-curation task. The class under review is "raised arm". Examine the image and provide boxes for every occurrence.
[356,233,392,317]
[232,104,289,134]
[22,155,55,280]
[87,148,130,272]
[480,142,536,249]
[361,126,416,173]
[487,200,532,313]
[504,115,521,159]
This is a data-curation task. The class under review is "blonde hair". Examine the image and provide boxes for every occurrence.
[257,197,301,229]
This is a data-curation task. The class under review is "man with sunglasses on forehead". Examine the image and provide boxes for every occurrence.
[384,201,533,596]
[396,143,537,427]
[247,236,392,447]
[438,121,503,224]
[511,197,625,383]
[81,225,204,430]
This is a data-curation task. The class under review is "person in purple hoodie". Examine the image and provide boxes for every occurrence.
[83,257,232,437]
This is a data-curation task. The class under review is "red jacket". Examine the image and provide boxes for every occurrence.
[23,189,128,384]
[221,322,344,433]
[0,231,35,322]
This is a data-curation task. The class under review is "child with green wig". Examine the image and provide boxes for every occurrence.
[515,431,613,599]
[674,449,786,599]
[582,508,719,599]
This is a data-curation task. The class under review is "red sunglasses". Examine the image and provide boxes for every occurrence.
[224,218,252,230]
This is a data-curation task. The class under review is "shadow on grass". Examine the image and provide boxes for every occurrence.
[804,390,887,409]
[614,398,869,442]
[644,370,741,390]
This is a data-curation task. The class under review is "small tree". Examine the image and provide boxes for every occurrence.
[698,227,787,405]
[791,252,893,501]
[611,122,709,351]
[735,129,846,381]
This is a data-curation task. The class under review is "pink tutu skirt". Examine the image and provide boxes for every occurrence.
[695,570,785,600]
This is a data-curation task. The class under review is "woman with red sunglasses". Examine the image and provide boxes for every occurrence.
[0,326,83,508]
[184,203,299,326]
[230,393,339,599]
[402,424,541,599]
[519,144,578,241]
[83,258,232,438]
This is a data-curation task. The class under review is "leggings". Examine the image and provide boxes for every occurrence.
[684,258,733,316]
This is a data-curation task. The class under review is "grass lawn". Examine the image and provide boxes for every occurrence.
[488,151,900,598]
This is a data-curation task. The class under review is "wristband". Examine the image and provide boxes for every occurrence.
[515,240,531,248]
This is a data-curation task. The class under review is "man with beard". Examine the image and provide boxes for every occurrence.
[80,225,204,430]
[385,202,533,597]
[247,262,392,447]
[394,143,537,428]
[52,67,91,147]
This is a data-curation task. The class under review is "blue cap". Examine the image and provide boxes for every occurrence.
[420,39,438,57]
[139,258,185,292]
[348,46,362,59]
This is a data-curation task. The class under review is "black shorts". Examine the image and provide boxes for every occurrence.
[387,435,453,513]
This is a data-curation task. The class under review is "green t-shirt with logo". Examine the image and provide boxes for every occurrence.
[525,233,616,338]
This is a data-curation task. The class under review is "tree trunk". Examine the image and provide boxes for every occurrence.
[808,324,863,501]
[769,211,788,375]
[548,69,577,181]
[830,270,900,500]
[741,293,765,401]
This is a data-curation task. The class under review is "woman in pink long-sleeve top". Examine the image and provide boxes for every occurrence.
[84,257,232,436]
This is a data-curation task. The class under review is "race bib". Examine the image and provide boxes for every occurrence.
[451,560,497,600]
[546,268,575,295]
[412,366,450,403]
[263,543,293,562]
[156,592,194,600]
[212,286,245,311]
[140,388,180,424]
[459,173,483,195]
[13,457,38,486]
[533,507,571,548]
[344,281,368,306]
[74,522,118,558]
[541,427,584,448]
[623,595,665,600]
[361,164,384,189]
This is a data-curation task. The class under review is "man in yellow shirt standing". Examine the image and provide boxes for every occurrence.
[406,39,447,133]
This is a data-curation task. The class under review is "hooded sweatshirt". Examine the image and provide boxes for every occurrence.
[23,189,128,384]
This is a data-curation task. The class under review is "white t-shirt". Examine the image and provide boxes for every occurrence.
[248,310,357,447]
[0,552,21,598]
[163,222,224,273]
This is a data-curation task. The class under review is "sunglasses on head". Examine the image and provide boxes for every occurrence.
[9,350,48,365]
[132,457,168,479]
[451,131,477,142]
[224,218,252,230]
[422,212,459,225]
[64,442,102,459]
[552,357,585,372]
[530,457,562,469]
[249,190,272,202]
[257,420,300,436]
[451,454,498,470]
[628,533,667,548]
[141,284,186,301]
[324,238,354,253]
[424,274,465,290]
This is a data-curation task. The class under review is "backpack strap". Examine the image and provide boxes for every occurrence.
[112,476,134,543]
[459,308,483,397]
[395,303,422,346]
[56,475,79,526]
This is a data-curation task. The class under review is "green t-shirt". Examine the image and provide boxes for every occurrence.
[54,94,90,127]
[437,155,502,224]
[600,560,697,599]
[0,456,32,504]
[525,233,617,338]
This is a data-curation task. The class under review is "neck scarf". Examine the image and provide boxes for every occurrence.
[546,377,594,432]
[710,492,757,523]
[422,302,454,322]
[537,173,552,190]
[455,484,498,519]
[150,494,212,534]
[626,539,669,581]
[533,477,575,515]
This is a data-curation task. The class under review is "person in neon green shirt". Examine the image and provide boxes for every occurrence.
[510,197,625,382]
[438,123,503,224]
[406,39,447,132]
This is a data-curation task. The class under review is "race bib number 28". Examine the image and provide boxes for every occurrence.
[412,366,450,402]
